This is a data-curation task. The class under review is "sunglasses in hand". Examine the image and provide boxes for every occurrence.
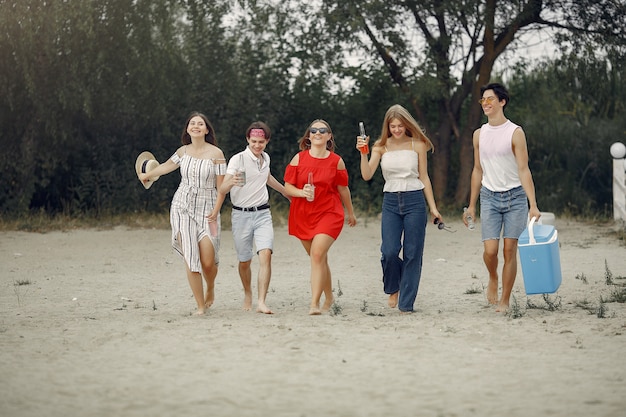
[434,217,455,233]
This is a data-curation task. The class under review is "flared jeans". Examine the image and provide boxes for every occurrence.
[380,190,427,312]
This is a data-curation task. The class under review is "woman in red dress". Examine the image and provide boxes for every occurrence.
[284,119,357,315]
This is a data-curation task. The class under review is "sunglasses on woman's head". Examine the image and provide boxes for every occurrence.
[310,127,329,134]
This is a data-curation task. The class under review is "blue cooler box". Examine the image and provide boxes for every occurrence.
[518,217,562,295]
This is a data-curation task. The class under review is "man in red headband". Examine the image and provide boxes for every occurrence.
[220,121,289,314]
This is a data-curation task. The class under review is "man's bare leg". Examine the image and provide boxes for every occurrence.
[238,260,253,311]
[483,239,500,305]
[496,238,519,312]
[256,249,273,314]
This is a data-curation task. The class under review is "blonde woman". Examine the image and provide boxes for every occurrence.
[357,105,441,313]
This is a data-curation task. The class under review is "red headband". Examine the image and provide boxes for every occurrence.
[249,128,266,138]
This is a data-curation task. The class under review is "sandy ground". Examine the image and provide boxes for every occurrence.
[1,216,625,417]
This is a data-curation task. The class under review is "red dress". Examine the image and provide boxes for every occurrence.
[284,150,349,240]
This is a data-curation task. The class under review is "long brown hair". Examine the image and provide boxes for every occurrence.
[297,119,336,152]
[180,111,217,145]
[375,105,434,152]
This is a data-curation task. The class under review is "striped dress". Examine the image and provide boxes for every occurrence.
[170,151,226,272]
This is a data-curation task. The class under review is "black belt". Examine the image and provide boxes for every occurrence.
[232,203,270,212]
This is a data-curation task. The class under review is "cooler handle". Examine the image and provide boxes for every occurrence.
[528,216,537,245]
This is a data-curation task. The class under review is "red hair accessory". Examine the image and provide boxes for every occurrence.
[249,128,266,138]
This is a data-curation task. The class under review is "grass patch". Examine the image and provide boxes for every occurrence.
[574,296,618,318]
[0,211,172,232]
[601,287,626,304]
[329,301,343,316]
[526,294,562,311]
[597,298,609,318]
[506,296,524,319]
[360,300,385,316]
[601,260,626,302]
[13,279,31,306]
[464,283,483,294]
[573,298,595,314]
[335,280,344,298]
[606,224,626,247]
[0,206,311,233]
[605,259,614,285]
[575,273,588,284]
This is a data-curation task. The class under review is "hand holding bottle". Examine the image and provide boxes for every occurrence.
[357,121,369,154]
[236,154,246,186]
[463,207,475,230]
[304,172,315,202]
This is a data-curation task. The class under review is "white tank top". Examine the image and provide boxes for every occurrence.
[479,120,522,192]
[380,139,425,192]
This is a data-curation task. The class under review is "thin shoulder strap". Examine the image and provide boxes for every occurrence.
[412,138,415,151]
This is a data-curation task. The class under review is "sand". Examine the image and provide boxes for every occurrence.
[1,217,625,417]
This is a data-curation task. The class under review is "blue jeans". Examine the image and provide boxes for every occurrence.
[380,190,427,312]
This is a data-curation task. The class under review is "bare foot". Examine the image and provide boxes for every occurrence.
[388,292,399,308]
[495,302,509,313]
[309,306,322,315]
[242,291,252,311]
[256,302,273,314]
[204,288,215,309]
[193,308,206,316]
[399,310,414,315]
[321,296,335,312]
[486,280,498,305]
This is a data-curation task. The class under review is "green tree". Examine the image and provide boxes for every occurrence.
[508,49,626,215]
[0,0,325,216]
[0,0,189,215]
[281,0,626,205]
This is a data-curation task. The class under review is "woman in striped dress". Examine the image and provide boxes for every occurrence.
[139,112,226,315]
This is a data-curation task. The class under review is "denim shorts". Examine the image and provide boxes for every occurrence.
[480,186,528,241]
[231,209,274,262]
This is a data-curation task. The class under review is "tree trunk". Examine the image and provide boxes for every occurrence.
[431,117,452,203]
[454,106,483,204]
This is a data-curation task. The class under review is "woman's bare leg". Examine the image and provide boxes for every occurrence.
[307,234,335,315]
[184,263,206,315]
[198,237,217,309]
[321,262,334,312]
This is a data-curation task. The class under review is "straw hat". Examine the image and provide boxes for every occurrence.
[135,151,161,189]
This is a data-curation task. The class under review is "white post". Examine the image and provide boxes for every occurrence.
[610,142,626,222]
